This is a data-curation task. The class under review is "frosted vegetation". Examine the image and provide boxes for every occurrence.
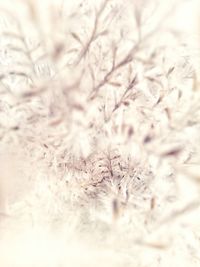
[0,0,200,266]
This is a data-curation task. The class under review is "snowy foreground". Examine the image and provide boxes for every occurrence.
[0,0,200,266]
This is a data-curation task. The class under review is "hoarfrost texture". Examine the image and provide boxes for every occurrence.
[0,0,200,266]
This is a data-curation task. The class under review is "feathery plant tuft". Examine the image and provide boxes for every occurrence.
[0,0,200,266]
